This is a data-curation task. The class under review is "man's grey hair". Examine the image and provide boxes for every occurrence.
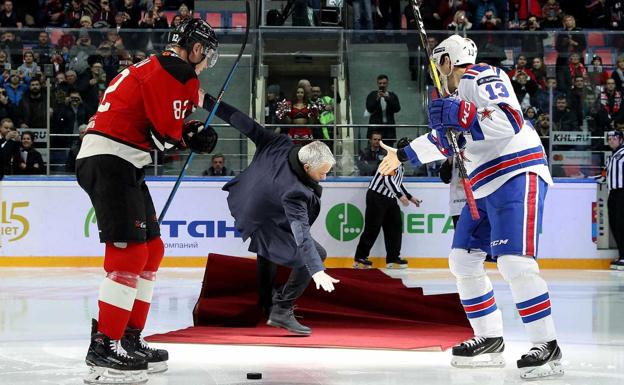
[298,141,335,170]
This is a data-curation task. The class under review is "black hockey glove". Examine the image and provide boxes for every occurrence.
[183,120,218,154]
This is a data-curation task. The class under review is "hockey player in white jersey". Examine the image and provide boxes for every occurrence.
[379,35,563,380]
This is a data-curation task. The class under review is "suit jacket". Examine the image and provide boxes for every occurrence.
[210,99,325,274]
[357,146,387,176]
[202,166,234,176]
[365,90,401,140]
[0,137,20,178]
[16,148,44,175]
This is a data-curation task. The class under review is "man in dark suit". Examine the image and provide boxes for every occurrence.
[205,95,339,336]
[366,74,401,147]
[202,154,234,176]
[0,117,20,178]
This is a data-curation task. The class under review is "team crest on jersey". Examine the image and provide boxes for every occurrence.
[479,108,494,121]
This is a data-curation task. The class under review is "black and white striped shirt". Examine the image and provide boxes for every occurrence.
[607,145,624,191]
[368,164,412,199]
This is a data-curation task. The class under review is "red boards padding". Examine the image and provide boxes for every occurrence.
[146,254,473,350]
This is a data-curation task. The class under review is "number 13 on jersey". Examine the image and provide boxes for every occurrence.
[484,83,509,100]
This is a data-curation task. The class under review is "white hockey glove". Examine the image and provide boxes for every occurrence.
[312,271,340,292]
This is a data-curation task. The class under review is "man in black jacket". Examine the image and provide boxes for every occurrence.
[17,78,46,129]
[552,95,579,131]
[0,118,20,178]
[202,154,234,176]
[357,131,386,176]
[365,74,401,147]
[555,15,586,90]
[596,78,624,133]
[205,95,339,336]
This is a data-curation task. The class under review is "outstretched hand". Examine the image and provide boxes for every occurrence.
[378,141,400,176]
[312,270,340,292]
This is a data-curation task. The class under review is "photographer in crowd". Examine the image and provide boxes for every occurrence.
[365,74,401,148]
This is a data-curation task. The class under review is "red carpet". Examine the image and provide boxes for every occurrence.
[147,254,473,351]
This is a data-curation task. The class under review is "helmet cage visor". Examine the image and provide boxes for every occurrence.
[204,47,219,68]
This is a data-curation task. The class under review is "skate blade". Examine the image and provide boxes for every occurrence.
[386,263,407,269]
[148,361,168,374]
[520,360,564,380]
[353,262,372,269]
[451,353,505,368]
[84,366,148,384]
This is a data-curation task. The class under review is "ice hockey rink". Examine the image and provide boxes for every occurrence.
[1,267,623,385]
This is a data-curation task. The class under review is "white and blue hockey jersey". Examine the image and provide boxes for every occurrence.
[405,63,553,198]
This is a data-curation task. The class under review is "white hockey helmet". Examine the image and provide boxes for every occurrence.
[432,35,477,68]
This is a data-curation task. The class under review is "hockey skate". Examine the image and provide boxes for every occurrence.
[122,327,169,373]
[450,336,505,368]
[353,257,373,269]
[609,260,624,271]
[517,340,564,380]
[85,331,148,384]
[386,257,408,269]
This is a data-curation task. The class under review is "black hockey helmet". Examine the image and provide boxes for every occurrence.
[169,18,219,67]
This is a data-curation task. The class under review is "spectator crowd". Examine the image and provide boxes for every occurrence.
[0,0,193,175]
[3,1,624,178]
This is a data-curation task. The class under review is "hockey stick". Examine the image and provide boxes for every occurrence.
[410,1,479,220]
[159,1,251,224]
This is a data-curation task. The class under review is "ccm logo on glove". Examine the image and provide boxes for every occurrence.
[459,100,476,129]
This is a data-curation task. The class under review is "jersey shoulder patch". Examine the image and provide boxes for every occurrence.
[155,53,197,84]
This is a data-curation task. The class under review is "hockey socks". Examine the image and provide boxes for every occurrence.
[457,276,503,337]
[98,273,139,340]
[449,249,503,337]
[127,273,155,330]
[498,255,557,343]
[98,242,149,339]
[128,237,164,330]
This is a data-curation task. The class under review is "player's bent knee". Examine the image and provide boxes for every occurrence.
[497,254,540,282]
[144,236,165,272]
[448,248,487,278]
[104,242,149,275]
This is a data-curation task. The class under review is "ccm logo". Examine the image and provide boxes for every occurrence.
[490,239,509,246]
[460,101,473,126]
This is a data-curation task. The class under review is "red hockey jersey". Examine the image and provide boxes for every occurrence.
[78,52,199,168]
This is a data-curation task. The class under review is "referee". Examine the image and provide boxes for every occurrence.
[607,130,624,270]
[353,137,422,269]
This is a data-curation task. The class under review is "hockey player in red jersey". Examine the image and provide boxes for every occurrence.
[76,19,219,385]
